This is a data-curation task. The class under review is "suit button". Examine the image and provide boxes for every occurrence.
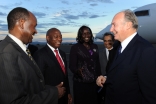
[40,79,43,82]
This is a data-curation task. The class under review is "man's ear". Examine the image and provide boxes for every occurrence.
[18,19,25,29]
[126,21,132,30]
[46,36,49,42]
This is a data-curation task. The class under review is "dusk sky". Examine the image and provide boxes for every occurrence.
[0,0,155,43]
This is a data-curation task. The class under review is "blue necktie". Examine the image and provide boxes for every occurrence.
[118,45,122,54]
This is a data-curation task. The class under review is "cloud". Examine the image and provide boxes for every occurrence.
[0,5,9,9]
[39,6,50,10]
[90,3,98,6]
[78,11,89,18]
[64,14,79,20]
[63,11,102,20]
[14,2,22,6]
[89,15,100,18]
[61,0,69,5]
[0,24,7,31]
[61,31,72,33]
[85,0,114,3]
[36,20,73,33]
[53,10,101,21]
[38,19,71,28]
[62,10,69,14]
[131,6,138,9]
[0,12,7,16]
[52,9,102,21]
[0,2,22,10]
[0,20,4,23]
[53,10,69,17]
[0,31,8,40]
[32,11,46,18]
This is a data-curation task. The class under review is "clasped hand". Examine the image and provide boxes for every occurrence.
[56,82,66,98]
[96,75,107,87]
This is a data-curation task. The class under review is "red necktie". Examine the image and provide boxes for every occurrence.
[54,50,66,74]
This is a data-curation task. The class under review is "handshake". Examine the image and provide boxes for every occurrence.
[96,75,107,87]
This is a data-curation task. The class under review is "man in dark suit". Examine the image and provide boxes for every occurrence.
[99,32,115,75]
[98,32,116,104]
[27,44,38,56]
[0,7,65,104]
[96,9,156,104]
[33,28,72,104]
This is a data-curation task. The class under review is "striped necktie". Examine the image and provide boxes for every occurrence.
[54,50,66,74]
[26,49,36,64]
[26,49,33,60]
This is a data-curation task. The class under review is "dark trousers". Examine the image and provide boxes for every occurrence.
[73,81,98,104]
[97,84,106,104]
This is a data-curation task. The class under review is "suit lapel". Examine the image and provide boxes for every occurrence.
[45,45,65,74]
[103,48,108,62]
[5,36,44,80]
[108,34,139,72]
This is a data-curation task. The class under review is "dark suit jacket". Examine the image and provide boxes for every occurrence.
[33,45,70,104]
[105,34,156,104]
[27,44,38,56]
[99,48,108,75]
[0,36,58,104]
[99,47,117,75]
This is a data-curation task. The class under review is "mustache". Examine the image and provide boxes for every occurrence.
[109,42,113,45]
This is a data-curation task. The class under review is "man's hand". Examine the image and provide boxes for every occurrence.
[68,94,72,104]
[56,82,66,98]
[96,75,107,87]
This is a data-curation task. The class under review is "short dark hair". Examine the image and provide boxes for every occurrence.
[76,25,94,44]
[103,32,114,41]
[7,7,30,30]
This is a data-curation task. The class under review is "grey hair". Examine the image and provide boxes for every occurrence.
[122,9,138,29]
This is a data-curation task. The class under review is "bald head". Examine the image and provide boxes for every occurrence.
[46,28,60,36]
[46,28,62,49]
[110,9,138,42]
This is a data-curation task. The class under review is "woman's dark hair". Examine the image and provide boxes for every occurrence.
[76,25,94,44]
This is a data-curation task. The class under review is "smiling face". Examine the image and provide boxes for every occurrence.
[46,28,62,49]
[81,28,91,43]
[110,12,127,42]
[103,35,114,50]
[20,12,37,44]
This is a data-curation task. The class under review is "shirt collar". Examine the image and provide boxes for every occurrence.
[47,43,58,52]
[8,34,27,53]
[121,32,137,52]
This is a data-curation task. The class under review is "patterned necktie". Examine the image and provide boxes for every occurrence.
[54,50,66,74]
[26,49,36,64]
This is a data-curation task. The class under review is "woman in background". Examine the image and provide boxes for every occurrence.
[69,25,101,104]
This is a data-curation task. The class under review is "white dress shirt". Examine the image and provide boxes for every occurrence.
[8,34,27,54]
[105,47,113,60]
[47,43,65,65]
[120,32,137,53]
